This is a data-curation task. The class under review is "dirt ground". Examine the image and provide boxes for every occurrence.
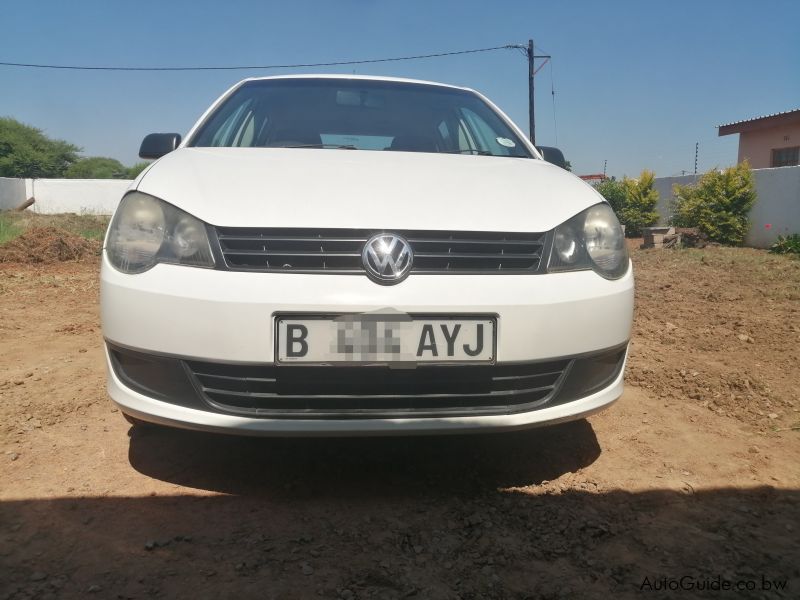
[1,239,799,599]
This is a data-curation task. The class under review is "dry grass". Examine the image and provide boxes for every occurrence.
[0,211,109,242]
[0,212,108,265]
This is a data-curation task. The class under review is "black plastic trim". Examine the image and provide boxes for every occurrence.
[107,341,628,421]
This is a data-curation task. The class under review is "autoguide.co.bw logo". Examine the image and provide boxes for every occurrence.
[640,574,788,593]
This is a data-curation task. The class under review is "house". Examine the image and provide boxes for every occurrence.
[718,109,800,168]
[578,174,606,183]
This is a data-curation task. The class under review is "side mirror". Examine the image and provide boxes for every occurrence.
[139,133,182,159]
[537,146,567,169]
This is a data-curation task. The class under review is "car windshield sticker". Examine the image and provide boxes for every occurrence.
[496,137,516,148]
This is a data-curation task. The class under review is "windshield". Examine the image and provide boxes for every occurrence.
[189,78,531,158]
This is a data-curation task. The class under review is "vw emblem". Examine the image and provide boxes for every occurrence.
[362,233,413,284]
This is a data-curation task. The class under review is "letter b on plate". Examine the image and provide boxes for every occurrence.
[286,324,309,357]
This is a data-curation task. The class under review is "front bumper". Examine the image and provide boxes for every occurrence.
[101,256,634,435]
[106,344,628,436]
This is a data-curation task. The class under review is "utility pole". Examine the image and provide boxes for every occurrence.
[527,40,535,147]
[521,39,551,146]
[694,142,699,175]
[603,159,607,178]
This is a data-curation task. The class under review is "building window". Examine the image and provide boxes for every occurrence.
[771,146,799,167]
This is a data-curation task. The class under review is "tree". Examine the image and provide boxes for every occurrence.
[672,162,756,245]
[125,161,151,179]
[620,170,660,236]
[65,156,127,179]
[0,117,80,177]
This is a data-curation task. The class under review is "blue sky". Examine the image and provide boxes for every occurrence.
[1,0,798,177]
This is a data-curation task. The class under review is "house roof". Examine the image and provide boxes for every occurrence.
[718,108,800,136]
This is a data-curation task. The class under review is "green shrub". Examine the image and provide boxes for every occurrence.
[769,234,800,256]
[672,162,757,245]
[594,171,660,237]
[594,178,626,215]
[620,170,660,237]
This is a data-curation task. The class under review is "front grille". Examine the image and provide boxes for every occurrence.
[185,359,570,418]
[109,344,627,420]
[214,227,547,274]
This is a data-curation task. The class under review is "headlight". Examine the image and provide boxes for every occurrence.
[106,192,215,274]
[548,203,628,279]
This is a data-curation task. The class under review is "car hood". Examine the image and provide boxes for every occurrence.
[136,147,603,232]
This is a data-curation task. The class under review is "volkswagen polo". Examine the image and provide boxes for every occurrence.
[101,75,634,436]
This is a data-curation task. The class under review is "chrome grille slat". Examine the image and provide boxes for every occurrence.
[215,227,546,274]
[414,252,540,260]
[185,359,570,418]
[197,383,559,401]
[217,235,368,243]
[407,238,538,246]
[491,370,565,382]
[193,372,277,384]
[223,250,362,257]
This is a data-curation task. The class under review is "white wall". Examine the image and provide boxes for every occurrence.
[0,177,27,211]
[0,177,132,215]
[653,165,800,248]
[29,179,132,215]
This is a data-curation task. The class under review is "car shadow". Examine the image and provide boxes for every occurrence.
[5,417,798,599]
[127,419,601,497]
[2,487,797,599]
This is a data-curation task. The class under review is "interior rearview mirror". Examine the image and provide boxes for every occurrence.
[537,146,567,169]
[335,90,385,108]
[139,133,182,159]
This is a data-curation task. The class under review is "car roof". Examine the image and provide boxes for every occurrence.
[239,74,474,93]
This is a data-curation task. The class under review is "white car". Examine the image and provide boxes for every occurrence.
[101,75,633,436]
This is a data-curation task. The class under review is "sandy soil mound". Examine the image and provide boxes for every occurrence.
[0,227,101,263]
[626,240,800,430]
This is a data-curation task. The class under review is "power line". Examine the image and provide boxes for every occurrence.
[2,40,560,152]
[0,45,518,72]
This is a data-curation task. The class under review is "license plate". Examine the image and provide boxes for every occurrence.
[276,315,495,364]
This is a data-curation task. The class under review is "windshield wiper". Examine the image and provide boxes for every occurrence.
[441,149,494,156]
[272,143,358,150]
[443,149,531,158]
